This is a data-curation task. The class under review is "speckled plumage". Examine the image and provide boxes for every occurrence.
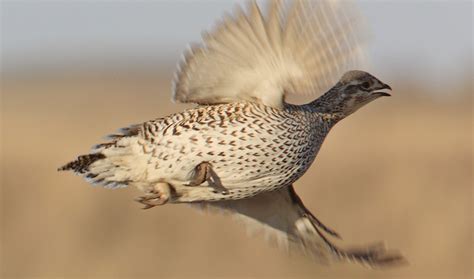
[68,101,337,202]
[59,0,404,267]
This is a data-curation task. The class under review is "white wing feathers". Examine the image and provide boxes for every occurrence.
[196,186,404,267]
[173,0,367,108]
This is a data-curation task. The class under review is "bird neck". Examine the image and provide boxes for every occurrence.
[308,89,346,123]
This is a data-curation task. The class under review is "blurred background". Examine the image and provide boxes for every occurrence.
[1,0,472,278]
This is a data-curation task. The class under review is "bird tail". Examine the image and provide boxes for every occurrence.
[58,124,144,188]
[58,152,126,188]
[58,153,106,173]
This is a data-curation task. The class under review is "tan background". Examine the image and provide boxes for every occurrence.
[1,0,473,278]
[1,69,472,278]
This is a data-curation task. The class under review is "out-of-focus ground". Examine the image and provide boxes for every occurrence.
[1,70,472,279]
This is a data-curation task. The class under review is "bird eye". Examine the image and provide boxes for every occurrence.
[360,81,371,90]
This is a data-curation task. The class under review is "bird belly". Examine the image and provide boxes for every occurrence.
[140,118,317,199]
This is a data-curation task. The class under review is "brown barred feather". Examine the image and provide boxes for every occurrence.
[58,153,105,173]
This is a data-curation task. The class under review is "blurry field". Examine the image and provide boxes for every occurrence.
[1,71,472,278]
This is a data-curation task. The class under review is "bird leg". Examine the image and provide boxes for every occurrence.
[135,182,171,209]
[186,161,229,194]
[207,166,229,195]
[186,161,211,186]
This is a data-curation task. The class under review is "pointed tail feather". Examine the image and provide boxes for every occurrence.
[58,153,106,173]
[58,123,144,189]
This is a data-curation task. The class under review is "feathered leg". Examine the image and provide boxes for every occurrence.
[186,161,229,194]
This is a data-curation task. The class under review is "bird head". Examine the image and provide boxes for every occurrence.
[313,70,392,118]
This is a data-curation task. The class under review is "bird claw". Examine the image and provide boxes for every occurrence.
[135,183,170,209]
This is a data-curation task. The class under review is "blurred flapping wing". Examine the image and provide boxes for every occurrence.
[197,185,404,267]
[173,0,368,108]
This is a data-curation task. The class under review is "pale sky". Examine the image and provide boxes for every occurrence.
[2,0,473,92]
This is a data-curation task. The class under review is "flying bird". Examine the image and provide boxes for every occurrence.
[59,0,404,267]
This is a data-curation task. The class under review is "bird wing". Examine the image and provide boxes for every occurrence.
[196,185,404,267]
[172,0,368,108]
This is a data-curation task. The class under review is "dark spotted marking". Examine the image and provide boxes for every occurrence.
[172,126,181,136]
[189,135,198,143]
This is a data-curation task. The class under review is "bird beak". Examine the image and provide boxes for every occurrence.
[372,82,392,97]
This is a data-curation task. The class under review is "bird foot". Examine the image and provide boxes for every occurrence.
[135,183,170,209]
